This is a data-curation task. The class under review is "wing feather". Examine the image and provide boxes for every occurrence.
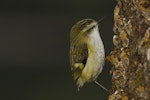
[70,43,88,81]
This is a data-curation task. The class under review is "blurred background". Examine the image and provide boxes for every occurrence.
[0,0,116,100]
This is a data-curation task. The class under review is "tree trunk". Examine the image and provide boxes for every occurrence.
[107,0,150,99]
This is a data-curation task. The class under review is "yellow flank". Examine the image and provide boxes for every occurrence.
[88,45,94,55]
[74,63,84,69]
[79,48,94,82]
[73,63,84,81]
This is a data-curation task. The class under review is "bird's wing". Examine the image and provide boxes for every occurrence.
[70,43,88,81]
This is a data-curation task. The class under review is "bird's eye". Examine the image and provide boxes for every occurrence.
[90,26,95,30]
[86,25,95,32]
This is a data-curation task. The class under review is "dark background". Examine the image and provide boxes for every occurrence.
[0,0,116,100]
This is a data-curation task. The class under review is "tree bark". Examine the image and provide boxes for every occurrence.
[107,0,150,99]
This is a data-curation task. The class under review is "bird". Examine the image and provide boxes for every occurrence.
[69,18,108,91]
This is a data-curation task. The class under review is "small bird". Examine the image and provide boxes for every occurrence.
[70,18,108,91]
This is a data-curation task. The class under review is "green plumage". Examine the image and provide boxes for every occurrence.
[70,19,96,82]
[70,43,88,81]
[69,18,108,91]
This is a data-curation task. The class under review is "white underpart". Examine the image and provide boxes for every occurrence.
[77,26,105,87]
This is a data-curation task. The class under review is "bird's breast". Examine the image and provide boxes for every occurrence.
[81,28,105,81]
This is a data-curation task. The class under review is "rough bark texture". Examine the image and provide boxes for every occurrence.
[107,0,150,100]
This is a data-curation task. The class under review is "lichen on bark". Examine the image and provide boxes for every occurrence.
[107,0,150,100]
